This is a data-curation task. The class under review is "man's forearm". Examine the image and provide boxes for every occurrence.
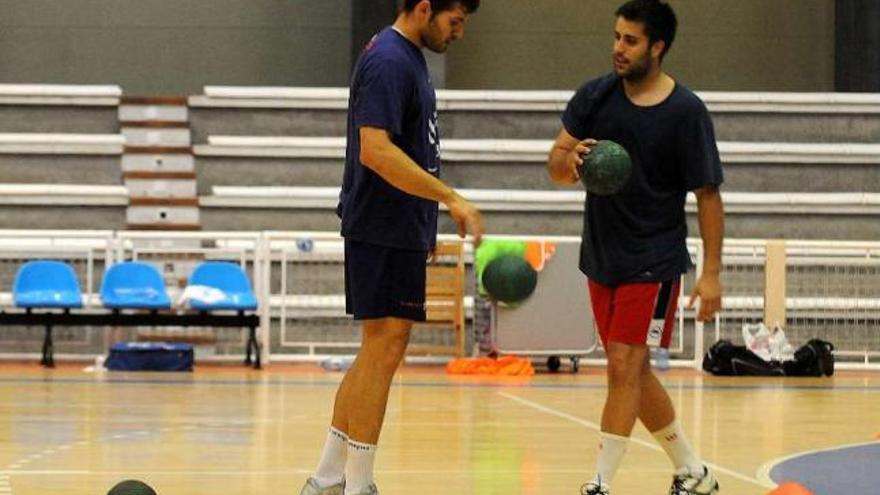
[697,188,724,275]
[361,135,456,205]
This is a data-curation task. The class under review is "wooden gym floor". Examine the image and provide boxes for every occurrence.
[0,362,877,494]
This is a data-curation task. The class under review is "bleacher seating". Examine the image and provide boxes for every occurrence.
[189,86,880,142]
[100,261,172,310]
[0,84,121,134]
[12,260,84,367]
[200,185,880,239]
[194,134,880,239]
[0,133,124,185]
[186,261,261,367]
[0,258,261,368]
[0,183,128,229]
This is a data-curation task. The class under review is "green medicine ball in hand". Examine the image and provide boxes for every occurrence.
[579,140,632,195]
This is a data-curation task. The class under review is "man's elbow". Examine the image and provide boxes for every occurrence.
[359,144,383,173]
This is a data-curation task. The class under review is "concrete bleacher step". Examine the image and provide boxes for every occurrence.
[194,137,880,193]
[0,184,127,229]
[119,96,188,123]
[121,121,191,147]
[0,133,125,185]
[122,147,195,173]
[120,97,200,231]
[126,204,200,230]
[124,172,197,198]
[0,84,122,134]
[189,87,880,143]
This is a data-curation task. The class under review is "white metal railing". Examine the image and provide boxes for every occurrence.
[0,230,876,369]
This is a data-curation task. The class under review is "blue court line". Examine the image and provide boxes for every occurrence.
[0,376,877,391]
[766,442,880,493]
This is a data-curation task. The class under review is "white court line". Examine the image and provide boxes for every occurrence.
[0,473,12,494]
[756,440,880,487]
[498,391,773,489]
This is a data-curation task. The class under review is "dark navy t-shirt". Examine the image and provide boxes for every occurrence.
[562,73,723,286]
[338,27,440,250]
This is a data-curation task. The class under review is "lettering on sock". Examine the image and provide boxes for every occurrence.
[348,441,375,453]
[330,428,348,441]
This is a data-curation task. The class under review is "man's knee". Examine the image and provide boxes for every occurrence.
[363,318,412,365]
[606,343,648,388]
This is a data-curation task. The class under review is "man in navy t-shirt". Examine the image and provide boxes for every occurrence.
[301,2,482,495]
[547,1,724,494]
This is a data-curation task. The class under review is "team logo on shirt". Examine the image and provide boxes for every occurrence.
[427,110,440,172]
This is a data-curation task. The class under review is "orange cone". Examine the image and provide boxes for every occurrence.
[766,482,813,495]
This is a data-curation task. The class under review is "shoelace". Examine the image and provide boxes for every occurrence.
[670,472,704,495]
[670,476,689,494]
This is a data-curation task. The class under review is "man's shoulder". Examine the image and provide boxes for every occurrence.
[669,82,709,113]
[574,72,621,99]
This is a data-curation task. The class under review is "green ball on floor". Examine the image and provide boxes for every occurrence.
[107,480,157,495]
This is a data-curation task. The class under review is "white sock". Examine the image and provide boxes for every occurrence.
[314,427,348,487]
[344,440,377,495]
[591,432,629,487]
[651,421,703,475]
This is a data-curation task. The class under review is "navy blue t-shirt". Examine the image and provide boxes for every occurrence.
[338,27,441,250]
[562,73,723,286]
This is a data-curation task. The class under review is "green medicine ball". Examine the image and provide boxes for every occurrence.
[107,480,157,495]
[580,140,632,195]
[481,254,538,305]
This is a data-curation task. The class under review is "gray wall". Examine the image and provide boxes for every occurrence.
[0,0,837,94]
[447,0,836,91]
[0,0,352,95]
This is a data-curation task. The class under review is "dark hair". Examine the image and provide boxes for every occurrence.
[615,0,677,59]
[401,0,480,15]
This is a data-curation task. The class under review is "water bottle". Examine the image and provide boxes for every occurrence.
[296,238,314,253]
[319,357,354,372]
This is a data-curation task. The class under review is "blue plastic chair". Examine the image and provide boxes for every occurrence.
[186,261,260,367]
[187,261,258,311]
[12,260,83,367]
[13,260,83,309]
[100,261,171,310]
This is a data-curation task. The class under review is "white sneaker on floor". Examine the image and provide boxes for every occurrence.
[299,477,344,495]
[346,483,378,495]
[669,465,719,494]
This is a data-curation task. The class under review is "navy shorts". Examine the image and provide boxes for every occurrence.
[344,239,427,322]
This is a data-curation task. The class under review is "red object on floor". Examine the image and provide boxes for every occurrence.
[766,482,813,495]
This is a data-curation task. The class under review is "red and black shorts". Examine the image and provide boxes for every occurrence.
[588,278,681,349]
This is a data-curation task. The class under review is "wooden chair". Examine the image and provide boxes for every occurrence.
[408,241,466,357]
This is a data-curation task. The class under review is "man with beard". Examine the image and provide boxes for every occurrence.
[547,1,724,494]
[299,1,482,495]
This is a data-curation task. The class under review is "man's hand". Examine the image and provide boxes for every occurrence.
[446,193,483,247]
[566,139,597,181]
[547,128,597,185]
[687,272,722,322]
